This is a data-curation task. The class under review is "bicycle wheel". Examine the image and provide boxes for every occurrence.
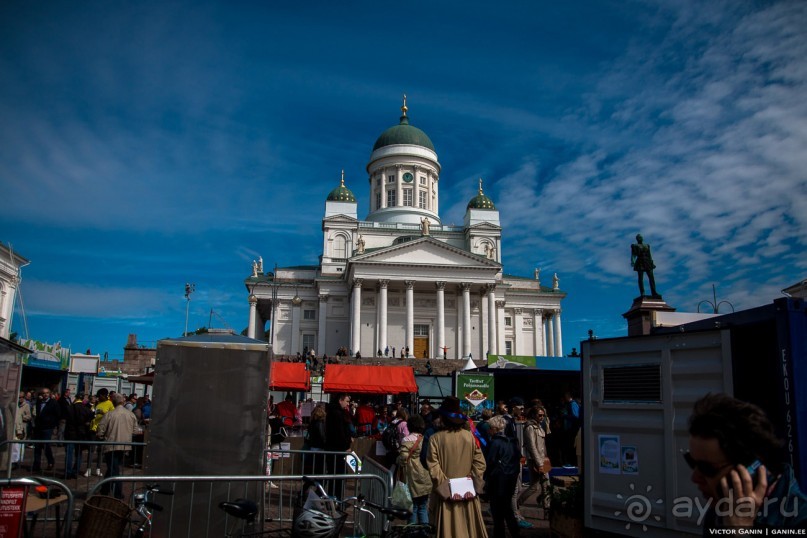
[386,523,433,538]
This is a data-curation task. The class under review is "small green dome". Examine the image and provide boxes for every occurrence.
[326,173,356,203]
[372,96,435,152]
[467,179,496,210]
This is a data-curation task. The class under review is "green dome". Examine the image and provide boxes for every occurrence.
[373,116,435,152]
[467,179,496,210]
[326,174,356,203]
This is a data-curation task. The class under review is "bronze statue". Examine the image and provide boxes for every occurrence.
[631,234,660,298]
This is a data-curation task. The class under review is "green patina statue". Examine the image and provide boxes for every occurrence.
[631,234,661,298]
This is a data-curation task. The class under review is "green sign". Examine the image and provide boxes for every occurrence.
[456,372,494,416]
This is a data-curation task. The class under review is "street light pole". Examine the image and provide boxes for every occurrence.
[184,283,196,336]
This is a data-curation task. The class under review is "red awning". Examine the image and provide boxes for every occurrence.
[269,362,311,391]
[323,365,417,394]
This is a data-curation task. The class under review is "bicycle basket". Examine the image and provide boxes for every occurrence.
[75,495,131,538]
[291,505,347,538]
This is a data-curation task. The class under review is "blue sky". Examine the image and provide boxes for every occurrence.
[2,1,805,361]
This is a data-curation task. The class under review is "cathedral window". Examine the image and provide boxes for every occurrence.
[418,190,427,209]
[387,189,396,207]
[505,341,513,355]
[376,192,381,210]
[403,189,413,206]
[333,235,346,259]
[505,316,512,327]
[388,175,395,183]
[419,176,427,185]
[304,309,316,320]
[376,177,381,186]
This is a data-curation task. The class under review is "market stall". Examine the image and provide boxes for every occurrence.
[269,362,311,391]
[322,364,417,394]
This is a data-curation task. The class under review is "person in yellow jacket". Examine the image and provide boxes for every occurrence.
[85,388,114,477]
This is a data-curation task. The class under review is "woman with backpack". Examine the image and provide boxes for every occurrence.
[397,414,432,525]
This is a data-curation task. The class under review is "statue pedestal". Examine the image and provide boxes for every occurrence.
[622,296,676,336]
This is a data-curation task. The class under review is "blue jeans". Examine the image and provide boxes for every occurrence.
[100,451,125,499]
[410,495,429,525]
[65,443,77,475]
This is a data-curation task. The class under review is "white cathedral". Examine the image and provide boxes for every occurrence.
[246,99,566,360]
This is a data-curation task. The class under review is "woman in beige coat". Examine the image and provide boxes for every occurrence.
[397,414,432,524]
[427,397,488,538]
[518,406,551,518]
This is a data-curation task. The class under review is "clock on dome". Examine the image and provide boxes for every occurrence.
[403,172,414,183]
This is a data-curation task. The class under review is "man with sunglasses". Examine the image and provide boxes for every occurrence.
[687,393,807,530]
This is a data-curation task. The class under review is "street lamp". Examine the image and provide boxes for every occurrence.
[697,284,734,314]
[184,283,196,336]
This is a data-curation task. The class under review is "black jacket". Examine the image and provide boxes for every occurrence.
[33,398,61,430]
[64,401,94,441]
[484,432,521,497]
[324,403,353,451]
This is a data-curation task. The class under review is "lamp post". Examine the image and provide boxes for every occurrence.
[184,283,196,336]
[697,284,734,314]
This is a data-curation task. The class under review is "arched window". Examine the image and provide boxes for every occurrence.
[333,235,346,259]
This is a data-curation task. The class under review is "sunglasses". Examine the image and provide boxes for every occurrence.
[682,451,732,478]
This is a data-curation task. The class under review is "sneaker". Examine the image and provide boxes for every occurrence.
[517,519,534,529]
[95,469,103,477]
[83,469,92,477]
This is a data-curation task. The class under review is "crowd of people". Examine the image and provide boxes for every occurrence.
[264,391,570,537]
[12,385,151,493]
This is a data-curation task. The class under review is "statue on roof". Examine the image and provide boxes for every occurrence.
[251,260,259,277]
[534,267,541,284]
[357,235,365,254]
[553,273,559,290]
[420,217,430,236]
[257,256,263,274]
[631,233,661,298]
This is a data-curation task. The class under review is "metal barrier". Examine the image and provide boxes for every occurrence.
[2,439,147,480]
[84,473,389,537]
[0,476,74,538]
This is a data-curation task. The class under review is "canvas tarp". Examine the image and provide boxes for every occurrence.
[269,362,311,391]
[323,364,417,394]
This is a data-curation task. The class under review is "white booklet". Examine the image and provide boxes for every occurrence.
[449,477,475,498]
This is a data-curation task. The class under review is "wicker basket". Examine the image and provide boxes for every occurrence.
[75,495,132,538]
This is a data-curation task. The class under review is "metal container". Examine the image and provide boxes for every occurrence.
[147,333,269,536]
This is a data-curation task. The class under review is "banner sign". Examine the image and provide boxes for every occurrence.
[456,372,494,416]
[486,354,580,371]
[18,340,70,370]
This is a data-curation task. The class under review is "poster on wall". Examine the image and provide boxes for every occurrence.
[598,434,621,474]
[621,445,639,474]
[455,372,494,416]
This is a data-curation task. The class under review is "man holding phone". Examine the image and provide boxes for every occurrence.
[686,393,807,530]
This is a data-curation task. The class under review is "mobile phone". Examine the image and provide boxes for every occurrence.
[719,460,762,497]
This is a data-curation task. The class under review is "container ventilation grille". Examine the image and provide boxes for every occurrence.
[603,365,661,402]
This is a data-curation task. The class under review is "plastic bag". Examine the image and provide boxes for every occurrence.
[391,481,413,512]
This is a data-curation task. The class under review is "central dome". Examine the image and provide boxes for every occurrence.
[372,97,435,152]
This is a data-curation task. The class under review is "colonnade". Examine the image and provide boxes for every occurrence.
[247,281,564,357]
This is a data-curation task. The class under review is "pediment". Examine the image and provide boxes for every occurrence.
[467,221,501,231]
[323,214,358,223]
[351,237,499,268]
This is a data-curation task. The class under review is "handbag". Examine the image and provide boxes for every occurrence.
[538,456,552,474]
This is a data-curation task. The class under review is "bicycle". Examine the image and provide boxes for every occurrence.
[219,477,430,538]
[130,483,174,537]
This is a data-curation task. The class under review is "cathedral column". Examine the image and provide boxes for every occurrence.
[351,279,363,356]
[554,310,563,357]
[291,299,301,354]
[248,294,257,339]
[546,312,555,357]
[461,283,472,358]
[436,281,446,360]
[513,308,523,355]
[533,308,544,356]
[379,280,389,354]
[405,280,415,357]
[486,284,497,356]
[317,294,328,355]
[496,300,506,354]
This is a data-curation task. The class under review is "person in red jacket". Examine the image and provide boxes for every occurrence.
[354,399,376,436]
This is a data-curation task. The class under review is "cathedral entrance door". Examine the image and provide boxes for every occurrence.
[413,337,429,358]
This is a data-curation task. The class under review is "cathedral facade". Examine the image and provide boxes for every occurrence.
[246,100,565,360]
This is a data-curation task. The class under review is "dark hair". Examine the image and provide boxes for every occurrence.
[97,388,109,397]
[407,414,426,433]
[689,393,783,471]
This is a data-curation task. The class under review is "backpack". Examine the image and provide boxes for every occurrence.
[382,420,401,452]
